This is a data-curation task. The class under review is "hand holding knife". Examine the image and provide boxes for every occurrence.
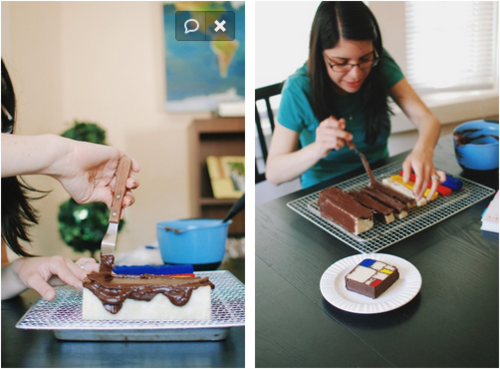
[100,156,132,260]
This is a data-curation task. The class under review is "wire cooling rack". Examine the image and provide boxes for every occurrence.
[287,161,495,254]
[16,271,245,331]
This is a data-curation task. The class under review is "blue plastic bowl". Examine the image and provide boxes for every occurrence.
[156,219,231,267]
[453,120,499,171]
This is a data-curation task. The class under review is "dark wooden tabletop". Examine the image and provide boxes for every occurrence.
[256,135,499,368]
[2,261,245,368]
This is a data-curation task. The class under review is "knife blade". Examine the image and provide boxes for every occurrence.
[100,155,132,255]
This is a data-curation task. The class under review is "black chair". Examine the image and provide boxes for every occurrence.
[255,82,284,183]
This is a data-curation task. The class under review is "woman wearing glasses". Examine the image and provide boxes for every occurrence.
[266,1,443,200]
[1,59,140,301]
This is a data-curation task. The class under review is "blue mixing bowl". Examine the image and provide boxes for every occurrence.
[156,219,231,268]
[453,120,499,171]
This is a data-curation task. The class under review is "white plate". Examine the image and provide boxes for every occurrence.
[320,253,422,314]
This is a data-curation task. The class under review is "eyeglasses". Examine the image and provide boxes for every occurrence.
[1,104,14,134]
[323,49,379,73]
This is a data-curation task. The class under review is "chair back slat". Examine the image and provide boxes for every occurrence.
[255,82,284,183]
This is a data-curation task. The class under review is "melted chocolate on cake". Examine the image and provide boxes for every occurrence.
[83,253,214,314]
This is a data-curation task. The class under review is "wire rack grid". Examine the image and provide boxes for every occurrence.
[287,161,495,254]
[16,270,245,331]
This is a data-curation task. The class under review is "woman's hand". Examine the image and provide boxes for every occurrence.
[313,116,353,159]
[52,138,140,212]
[402,144,446,201]
[11,256,99,300]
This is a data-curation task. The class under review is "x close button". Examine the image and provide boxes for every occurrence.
[175,11,235,41]
[206,12,234,41]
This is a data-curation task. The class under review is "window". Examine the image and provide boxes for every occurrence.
[405,1,498,94]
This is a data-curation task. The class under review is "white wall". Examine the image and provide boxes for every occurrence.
[255,1,320,88]
[2,2,213,260]
[255,1,499,131]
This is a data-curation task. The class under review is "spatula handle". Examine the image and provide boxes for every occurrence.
[109,155,132,223]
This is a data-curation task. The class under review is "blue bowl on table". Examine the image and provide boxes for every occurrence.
[156,219,231,271]
[453,120,499,172]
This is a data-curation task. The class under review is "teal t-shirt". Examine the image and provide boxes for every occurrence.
[277,50,404,188]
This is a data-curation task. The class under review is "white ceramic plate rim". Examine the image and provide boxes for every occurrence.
[320,253,422,314]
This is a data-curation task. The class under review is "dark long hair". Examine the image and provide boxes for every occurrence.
[308,1,391,144]
[1,59,46,256]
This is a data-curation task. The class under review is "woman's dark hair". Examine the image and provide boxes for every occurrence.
[308,1,391,144]
[2,59,46,257]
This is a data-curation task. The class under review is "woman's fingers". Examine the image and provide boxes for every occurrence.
[50,257,85,291]
[427,174,440,201]
[73,257,99,275]
[437,170,447,183]
[26,274,58,301]
[401,159,412,184]
[14,256,99,301]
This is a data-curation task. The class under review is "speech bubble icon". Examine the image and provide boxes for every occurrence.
[184,19,199,34]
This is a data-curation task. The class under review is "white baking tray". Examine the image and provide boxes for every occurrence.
[16,270,245,341]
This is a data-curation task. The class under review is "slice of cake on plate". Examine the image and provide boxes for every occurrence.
[345,258,399,298]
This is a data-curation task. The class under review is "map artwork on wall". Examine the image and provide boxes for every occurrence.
[163,2,245,112]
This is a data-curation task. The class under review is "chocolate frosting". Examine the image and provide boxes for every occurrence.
[360,187,407,212]
[84,253,214,314]
[319,187,372,219]
[348,191,392,215]
[359,153,376,185]
[454,129,498,146]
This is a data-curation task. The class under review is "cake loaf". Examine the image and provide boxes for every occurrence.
[318,187,373,234]
[82,254,214,320]
[348,190,395,224]
[345,258,399,298]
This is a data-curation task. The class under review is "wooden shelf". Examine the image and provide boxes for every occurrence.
[200,198,239,206]
[190,117,245,236]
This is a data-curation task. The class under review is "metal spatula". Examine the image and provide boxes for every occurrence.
[100,155,132,255]
[347,141,376,185]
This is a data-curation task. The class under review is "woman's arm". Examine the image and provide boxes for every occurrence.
[266,118,352,185]
[1,133,140,209]
[389,78,444,200]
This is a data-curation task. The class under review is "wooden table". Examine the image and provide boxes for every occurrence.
[2,264,245,368]
[256,135,499,368]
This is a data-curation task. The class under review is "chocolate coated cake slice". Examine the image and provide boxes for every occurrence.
[348,191,395,224]
[345,258,399,298]
[318,187,374,234]
[360,187,408,219]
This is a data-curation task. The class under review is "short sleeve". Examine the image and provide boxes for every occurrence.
[277,70,312,133]
[382,49,405,90]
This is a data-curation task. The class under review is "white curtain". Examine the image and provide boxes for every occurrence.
[405,1,498,94]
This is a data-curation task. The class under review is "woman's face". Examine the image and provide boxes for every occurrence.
[323,38,375,95]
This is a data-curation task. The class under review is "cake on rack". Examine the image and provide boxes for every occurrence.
[318,187,374,234]
[82,254,214,320]
[348,190,395,224]
[317,171,463,234]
